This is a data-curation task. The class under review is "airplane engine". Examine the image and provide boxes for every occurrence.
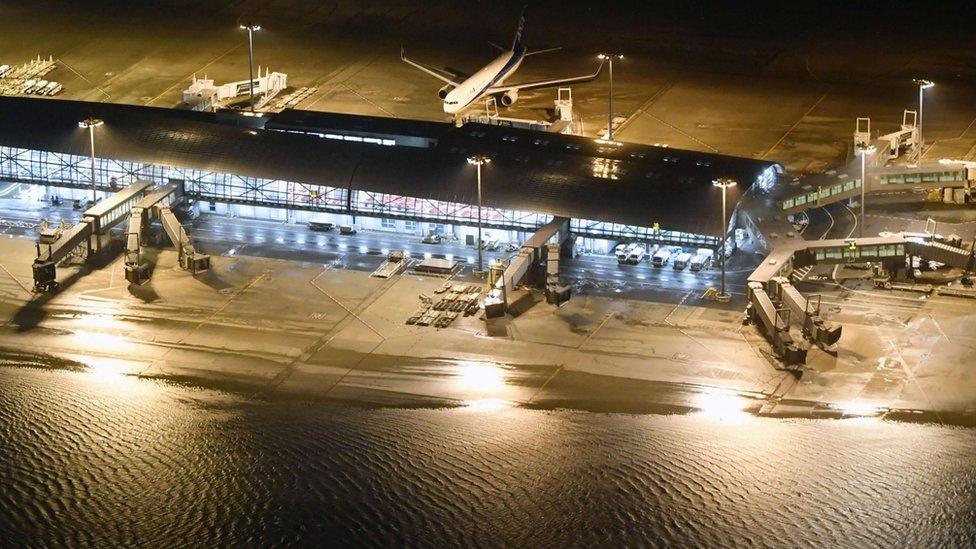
[437,85,453,99]
[500,89,519,107]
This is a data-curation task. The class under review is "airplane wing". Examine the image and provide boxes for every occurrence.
[400,46,462,86]
[487,60,605,93]
[525,47,562,57]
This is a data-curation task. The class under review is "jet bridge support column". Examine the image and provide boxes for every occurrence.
[746,281,808,366]
[769,276,841,348]
[545,242,571,305]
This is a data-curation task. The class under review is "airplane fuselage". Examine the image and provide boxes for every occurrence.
[443,49,524,114]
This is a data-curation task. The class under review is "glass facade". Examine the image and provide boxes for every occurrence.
[879,169,964,185]
[780,178,860,211]
[0,145,726,246]
[812,243,904,262]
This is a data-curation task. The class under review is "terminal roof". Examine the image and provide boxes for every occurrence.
[0,97,778,236]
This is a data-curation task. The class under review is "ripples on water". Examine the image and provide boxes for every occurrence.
[1,366,975,547]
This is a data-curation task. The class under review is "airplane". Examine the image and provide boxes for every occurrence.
[401,9,605,115]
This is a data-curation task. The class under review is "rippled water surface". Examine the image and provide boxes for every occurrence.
[1,365,975,547]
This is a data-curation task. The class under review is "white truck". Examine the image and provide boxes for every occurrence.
[27,79,47,94]
[0,65,11,78]
[672,252,693,270]
[689,249,714,272]
[652,247,672,267]
[42,81,62,95]
[614,242,630,262]
[625,244,646,265]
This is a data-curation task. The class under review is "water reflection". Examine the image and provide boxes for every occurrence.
[454,361,511,410]
[464,398,511,412]
[835,401,887,418]
[691,387,751,422]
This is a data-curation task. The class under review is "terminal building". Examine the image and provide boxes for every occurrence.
[0,97,780,253]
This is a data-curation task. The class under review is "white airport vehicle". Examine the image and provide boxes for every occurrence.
[689,249,714,272]
[401,9,605,114]
[625,244,646,265]
[652,247,672,267]
[614,242,629,262]
[21,79,36,93]
[308,220,334,232]
[0,65,10,78]
[27,79,48,94]
[41,81,61,95]
[673,252,693,271]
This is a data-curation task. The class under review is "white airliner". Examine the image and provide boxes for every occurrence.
[401,10,605,115]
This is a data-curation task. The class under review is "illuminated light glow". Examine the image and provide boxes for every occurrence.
[275,237,284,243]
[592,157,622,180]
[445,253,454,261]
[456,361,506,393]
[338,243,347,250]
[73,330,124,348]
[593,138,623,146]
[359,245,368,254]
[464,398,511,412]
[424,252,432,259]
[835,401,887,417]
[692,387,752,422]
[80,314,124,330]
[296,238,306,245]
[381,248,390,255]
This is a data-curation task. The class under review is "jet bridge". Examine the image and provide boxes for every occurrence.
[746,281,808,366]
[484,216,569,318]
[33,180,153,291]
[769,276,841,348]
[124,182,209,284]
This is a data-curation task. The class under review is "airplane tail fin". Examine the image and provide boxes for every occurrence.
[511,7,527,52]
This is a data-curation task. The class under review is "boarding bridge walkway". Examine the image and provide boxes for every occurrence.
[769,276,841,348]
[776,162,973,216]
[746,281,807,366]
[124,182,209,283]
[484,216,569,317]
[33,180,153,291]
[743,233,974,363]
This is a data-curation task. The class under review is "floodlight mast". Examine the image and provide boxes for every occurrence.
[78,118,104,201]
[467,155,491,274]
[240,23,262,113]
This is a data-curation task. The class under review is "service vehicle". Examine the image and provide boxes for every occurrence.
[672,252,693,270]
[652,247,672,267]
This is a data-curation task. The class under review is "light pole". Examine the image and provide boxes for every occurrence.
[78,118,103,202]
[712,178,737,300]
[597,53,623,140]
[240,23,261,113]
[914,78,934,162]
[857,143,876,238]
[467,155,491,274]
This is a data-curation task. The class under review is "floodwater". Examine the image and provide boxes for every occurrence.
[1,364,975,547]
